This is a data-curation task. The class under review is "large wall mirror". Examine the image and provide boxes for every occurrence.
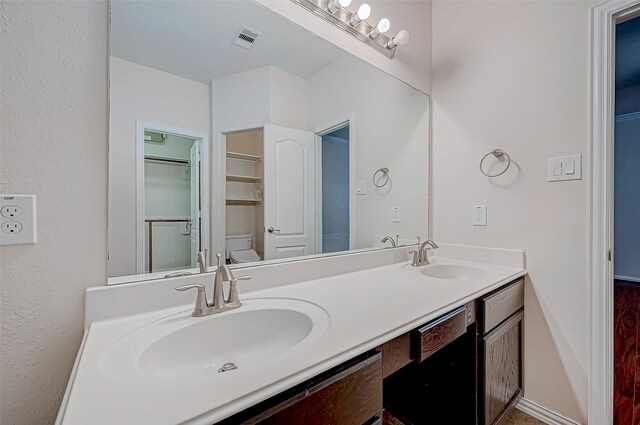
[108,0,429,283]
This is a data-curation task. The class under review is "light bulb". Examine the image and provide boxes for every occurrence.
[328,0,352,13]
[369,18,390,38]
[394,29,410,45]
[349,3,371,25]
[357,3,371,19]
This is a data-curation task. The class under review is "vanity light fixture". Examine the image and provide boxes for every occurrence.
[327,0,351,13]
[388,29,410,48]
[349,3,371,25]
[290,0,409,58]
[369,18,390,38]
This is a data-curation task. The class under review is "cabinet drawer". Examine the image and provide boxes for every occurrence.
[413,306,467,362]
[241,352,382,425]
[481,278,524,334]
[378,332,412,378]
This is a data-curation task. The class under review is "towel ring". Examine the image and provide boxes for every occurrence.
[373,167,390,188]
[480,149,511,178]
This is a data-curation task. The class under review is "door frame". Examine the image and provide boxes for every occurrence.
[589,2,640,423]
[312,113,356,254]
[135,121,210,274]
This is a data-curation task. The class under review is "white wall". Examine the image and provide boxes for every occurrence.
[431,1,595,422]
[257,0,432,93]
[308,54,430,248]
[0,2,109,424]
[108,57,210,277]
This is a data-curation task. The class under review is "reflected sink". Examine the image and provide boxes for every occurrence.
[420,264,487,280]
[102,298,330,383]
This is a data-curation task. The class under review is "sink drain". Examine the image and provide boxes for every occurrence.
[218,362,238,373]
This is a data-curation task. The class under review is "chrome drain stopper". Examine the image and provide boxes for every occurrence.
[218,362,238,373]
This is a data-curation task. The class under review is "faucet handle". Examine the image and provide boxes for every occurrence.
[227,275,253,305]
[176,284,209,316]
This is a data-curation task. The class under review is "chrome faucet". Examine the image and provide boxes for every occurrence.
[176,253,252,317]
[380,235,399,247]
[410,239,439,266]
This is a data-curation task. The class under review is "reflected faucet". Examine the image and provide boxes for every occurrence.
[176,253,252,317]
[381,235,399,247]
[164,249,209,278]
[410,239,439,266]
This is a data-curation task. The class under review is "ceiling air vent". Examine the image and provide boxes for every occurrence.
[233,26,261,50]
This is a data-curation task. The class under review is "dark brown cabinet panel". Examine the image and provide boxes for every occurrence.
[482,310,524,425]
[220,351,382,425]
[413,305,468,362]
[378,333,412,378]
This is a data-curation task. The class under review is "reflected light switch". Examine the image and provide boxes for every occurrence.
[356,180,367,195]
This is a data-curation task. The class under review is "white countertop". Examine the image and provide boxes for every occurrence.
[58,253,526,425]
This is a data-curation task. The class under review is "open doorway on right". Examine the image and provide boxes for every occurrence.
[320,124,351,254]
[613,14,640,425]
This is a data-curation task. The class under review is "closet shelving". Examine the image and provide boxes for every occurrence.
[226,151,261,162]
[225,150,263,207]
[226,199,261,206]
[226,175,262,183]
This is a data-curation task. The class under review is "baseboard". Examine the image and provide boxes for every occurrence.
[517,398,582,425]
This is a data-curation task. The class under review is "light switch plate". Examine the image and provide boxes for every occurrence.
[392,206,401,223]
[356,180,367,195]
[473,205,487,226]
[548,154,582,182]
[0,195,37,245]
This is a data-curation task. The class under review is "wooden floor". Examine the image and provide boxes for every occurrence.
[503,408,547,424]
[614,280,640,425]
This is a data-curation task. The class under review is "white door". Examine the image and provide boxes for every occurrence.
[189,140,201,267]
[263,124,316,260]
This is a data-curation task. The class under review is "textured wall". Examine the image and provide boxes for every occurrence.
[0,2,108,424]
[431,1,595,422]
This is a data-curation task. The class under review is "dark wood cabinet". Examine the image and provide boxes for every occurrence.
[482,311,524,425]
[218,278,524,425]
[479,278,525,425]
[219,351,382,425]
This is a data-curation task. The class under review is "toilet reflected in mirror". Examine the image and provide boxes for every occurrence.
[225,234,261,264]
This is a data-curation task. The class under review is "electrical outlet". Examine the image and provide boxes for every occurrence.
[1,205,22,218]
[0,195,36,245]
[1,221,23,234]
[472,205,487,226]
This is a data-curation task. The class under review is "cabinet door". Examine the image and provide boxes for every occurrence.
[482,310,523,425]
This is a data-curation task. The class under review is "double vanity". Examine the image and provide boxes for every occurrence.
[57,244,526,425]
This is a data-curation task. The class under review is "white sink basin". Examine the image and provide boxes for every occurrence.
[101,298,330,384]
[421,264,487,280]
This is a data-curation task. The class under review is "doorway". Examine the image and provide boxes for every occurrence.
[320,125,350,253]
[135,122,209,274]
[313,115,355,254]
[613,14,640,425]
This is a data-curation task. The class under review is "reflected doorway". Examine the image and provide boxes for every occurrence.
[321,126,350,253]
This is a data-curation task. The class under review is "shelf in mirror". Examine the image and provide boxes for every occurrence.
[226,199,262,206]
[226,175,262,183]
[226,151,262,162]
